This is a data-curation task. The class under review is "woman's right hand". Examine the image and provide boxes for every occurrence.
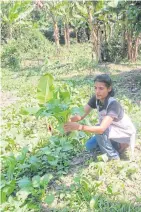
[70,115,82,122]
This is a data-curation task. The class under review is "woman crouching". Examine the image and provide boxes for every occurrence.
[64,74,136,160]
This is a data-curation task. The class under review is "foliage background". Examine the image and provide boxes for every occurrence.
[1,0,141,211]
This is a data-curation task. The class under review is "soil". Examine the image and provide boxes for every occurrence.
[0,91,20,108]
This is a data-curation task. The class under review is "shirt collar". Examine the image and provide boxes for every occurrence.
[97,95,110,108]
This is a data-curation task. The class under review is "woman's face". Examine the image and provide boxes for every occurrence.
[94,81,111,102]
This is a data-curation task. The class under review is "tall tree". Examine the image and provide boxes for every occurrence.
[58,1,73,47]
[1,0,34,40]
[45,1,63,51]
[76,1,105,63]
[36,0,62,50]
[111,0,141,62]
[125,1,141,61]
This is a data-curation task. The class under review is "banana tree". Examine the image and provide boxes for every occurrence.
[36,73,71,123]
[44,1,65,51]
[35,73,72,134]
[71,19,87,43]
[107,0,141,62]
[105,0,141,62]
[22,73,83,135]
[75,0,121,63]
[75,1,104,63]
[124,1,141,62]
[59,1,71,48]
[1,0,34,40]
[58,1,77,48]
[70,3,88,43]
[35,0,61,50]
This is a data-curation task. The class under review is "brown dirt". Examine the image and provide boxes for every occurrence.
[0,91,20,108]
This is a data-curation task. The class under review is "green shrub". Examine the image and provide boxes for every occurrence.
[1,40,21,71]
[16,28,55,58]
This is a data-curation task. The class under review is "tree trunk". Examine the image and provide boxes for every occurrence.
[122,13,127,57]
[127,33,132,60]
[127,32,140,62]
[64,23,70,48]
[64,23,67,45]
[97,25,102,63]
[75,29,78,43]
[122,29,127,57]
[102,22,110,62]
[66,24,70,47]
[87,6,102,63]
[53,22,60,50]
[133,37,139,61]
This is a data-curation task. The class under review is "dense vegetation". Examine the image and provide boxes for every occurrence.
[1,0,141,211]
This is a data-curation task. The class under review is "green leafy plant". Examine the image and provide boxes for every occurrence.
[23,73,83,136]
[1,40,21,71]
[36,73,72,125]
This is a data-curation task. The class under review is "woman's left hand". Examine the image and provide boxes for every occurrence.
[64,122,81,132]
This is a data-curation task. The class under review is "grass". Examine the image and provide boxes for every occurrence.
[1,43,141,211]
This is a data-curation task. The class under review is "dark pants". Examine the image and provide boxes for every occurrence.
[86,134,120,159]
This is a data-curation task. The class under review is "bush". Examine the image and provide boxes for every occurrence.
[1,28,56,71]
[108,37,128,62]
[15,28,55,58]
[1,40,21,71]
[106,25,128,63]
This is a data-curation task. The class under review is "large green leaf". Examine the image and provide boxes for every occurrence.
[16,147,29,164]
[75,2,88,18]
[58,90,70,102]
[18,177,32,189]
[1,180,16,203]
[40,147,52,155]
[45,194,55,205]
[29,156,40,170]
[96,0,104,11]
[40,174,53,187]
[47,155,59,166]
[8,0,32,24]
[0,191,6,204]
[37,73,54,104]
[62,143,73,151]
[54,109,71,123]
[4,156,17,181]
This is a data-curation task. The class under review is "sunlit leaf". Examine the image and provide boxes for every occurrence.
[40,174,53,187]
[37,73,54,104]
[1,180,16,203]
[45,194,55,205]
[90,197,98,209]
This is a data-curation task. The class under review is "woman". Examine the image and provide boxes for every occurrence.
[64,74,136,160]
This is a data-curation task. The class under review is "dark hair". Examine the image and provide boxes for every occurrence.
[94,74,115,97]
